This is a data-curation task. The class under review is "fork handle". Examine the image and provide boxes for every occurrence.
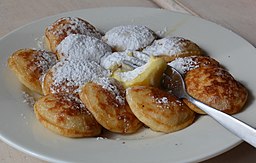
[187,95,256,148]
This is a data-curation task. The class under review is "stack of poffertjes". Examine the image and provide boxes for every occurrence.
[7,17,248,138]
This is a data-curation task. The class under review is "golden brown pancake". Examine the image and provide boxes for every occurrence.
[34,93,102,137]
[126,86,195,133]
[45,17,102,53]
[7,49,57,94]
[184,66,248,114]
[79,82,143,134]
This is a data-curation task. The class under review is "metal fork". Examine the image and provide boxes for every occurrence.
[124,60,256,148]
[163,66,256,148]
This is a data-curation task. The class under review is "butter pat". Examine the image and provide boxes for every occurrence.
[113,57,167,88]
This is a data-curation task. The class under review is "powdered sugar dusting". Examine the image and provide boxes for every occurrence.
[95,77,125,105]
[22,92,35,107]
[35,36,45,49]
[168,56,199,75]
[103,25,156,51]
[101,51,149,70]
[49,58,125,104]
[56,34,112,62]
[46,17,101,39]
[115,63,147,82]
[155,97,169,104]
[62,94,88,112]
[28,50,57,83]
[143,36,189,56]
[155,27,167,38]
[132,51,150,63]
[35,51,57,73]
[50,59,109,93]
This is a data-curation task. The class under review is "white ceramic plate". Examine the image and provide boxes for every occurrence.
[0,7,255,163]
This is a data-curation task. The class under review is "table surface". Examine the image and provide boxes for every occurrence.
[0,0,255,162]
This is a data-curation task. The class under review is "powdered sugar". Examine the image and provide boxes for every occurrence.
[61,93,88,111]
[49,58,126,104]
[46,17,102,39]
[115,63,147,82]
[155,97,169,104]
[168,56,199,75]
[143,36,191,56]
[34,50,57,73]
[94,77,125,105]
[155,27,167,38]
[103,25,156,51]
[50,59,109,93]
[35,36,45,49]
[56,34,112,62]
[28,50,58,83]
[22,92,35,107]
[132,51,150,63]
[101,51,149,70]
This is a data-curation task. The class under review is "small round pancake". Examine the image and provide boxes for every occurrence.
[34,93,102,137]
[142,36,203,62]
[56,34,112,61]
[103,25,156,51]
[42,59,109,95]
[184,66,248,114]
[7,49,57,94]
[168,56,220,75]
[45,17,102,53]
[126,86,195,133]
[79,81,142,134]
